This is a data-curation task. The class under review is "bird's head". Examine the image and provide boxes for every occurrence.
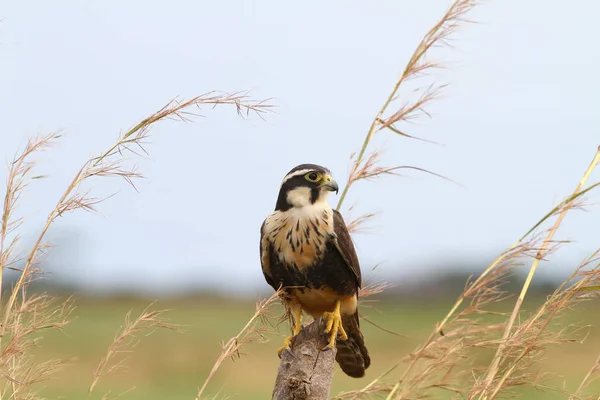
[274,164,339,211]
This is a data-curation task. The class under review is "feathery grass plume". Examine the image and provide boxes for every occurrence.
[358,281,394,302]
[470,250,600,399]
[0,91,272,398]
[331,2,483,394]
[474,147,600,399]
[334,147,600,400]
[89,303,179,394]
[358,281,407,339]
[195,290,283,400]
[358,280,398,319]
[346,209,378,235]
[0,133,69,399]
[327,0,599,395]
[0,133,61,298]
[0,292,73,400]
[2,92,272,339]
[335,0,479,214]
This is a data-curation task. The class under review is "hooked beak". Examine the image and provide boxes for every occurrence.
[320,175,339,194]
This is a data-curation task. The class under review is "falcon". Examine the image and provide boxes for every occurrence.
[259,164,370,378]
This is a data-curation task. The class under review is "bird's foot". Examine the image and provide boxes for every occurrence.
[323,302,348,349]
[277,335,295,357]
[277,305,303,357]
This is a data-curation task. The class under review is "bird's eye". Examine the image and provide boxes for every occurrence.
[305,172,320,182]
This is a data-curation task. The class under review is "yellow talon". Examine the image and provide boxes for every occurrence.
[277,305,303,356]
[323,299,348,348]
[277,335,294,356]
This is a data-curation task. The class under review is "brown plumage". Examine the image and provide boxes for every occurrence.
[330,210,370,377]
[337,313,370,377]
[260,164,370,378]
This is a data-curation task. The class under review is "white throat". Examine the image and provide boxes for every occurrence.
[263,189,335,269]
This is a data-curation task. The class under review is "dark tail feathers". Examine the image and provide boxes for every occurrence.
[335,312,370,378]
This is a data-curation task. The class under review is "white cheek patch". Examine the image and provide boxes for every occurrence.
[286,186,312,208]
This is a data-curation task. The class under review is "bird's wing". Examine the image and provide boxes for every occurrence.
[259,220,277,290]
[332,209,362,288]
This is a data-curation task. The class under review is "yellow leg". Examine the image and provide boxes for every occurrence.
[323,299,348,348]
[277,305,302,356]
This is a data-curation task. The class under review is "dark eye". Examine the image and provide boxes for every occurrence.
[305,172,320,182]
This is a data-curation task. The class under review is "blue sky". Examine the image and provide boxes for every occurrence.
[1,1,599,295]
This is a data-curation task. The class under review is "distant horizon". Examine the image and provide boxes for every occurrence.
[3,254,577,298]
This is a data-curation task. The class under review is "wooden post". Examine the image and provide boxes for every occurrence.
[272,318,336,400]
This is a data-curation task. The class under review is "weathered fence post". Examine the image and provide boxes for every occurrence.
[272,318,336,400]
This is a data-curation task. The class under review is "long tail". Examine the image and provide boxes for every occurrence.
[336,312,370,378]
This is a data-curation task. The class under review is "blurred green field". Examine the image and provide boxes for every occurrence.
[27,294,600,400]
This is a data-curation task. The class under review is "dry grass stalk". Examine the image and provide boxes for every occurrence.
[0,91,272,398]
[346,210,379,235]
[323,0,600,397]
[334,146,600,400]
[89,303,179,394]
[0,133,68,399]
[195,290,282,400]
[476,147,600,399]
[472,251,600,399]
[358,281,394,302]
[0,293,73,400]
[2,92,272,343]
[331,2,487,398]
[335,0,479,213]
[0,133,61,301]
[328,1,482,367]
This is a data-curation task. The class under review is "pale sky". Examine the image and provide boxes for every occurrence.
[1,1,599,295]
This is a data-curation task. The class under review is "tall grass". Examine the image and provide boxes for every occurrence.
[195,0,600,399]
[329,0,600,397]
[0,92,272,399]
[2,0,599,399]
[333,148,600,400]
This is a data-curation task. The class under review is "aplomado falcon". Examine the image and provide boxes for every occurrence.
[259,164,370,378]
